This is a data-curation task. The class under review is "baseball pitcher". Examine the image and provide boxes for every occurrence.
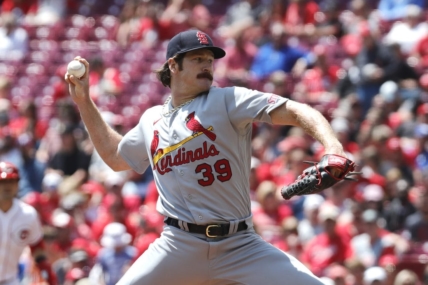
[65,30,356,285]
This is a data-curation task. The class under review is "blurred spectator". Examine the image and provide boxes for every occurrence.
[50,210,79,254]
[91,194,128,241]
[380,57,419,109]
[378,0,425,21]
[297,194,325,245]
[340,0,378,36]
[301,204,352,276]
[331,117,360,156]
[250,22,312,80]
[217,0,267,39]
[1,0,38,16]
[336,200,365,243]
[116,0,159,48]
[0,76,11,100]
[188,4,213,34]
[355,26,398,114]
[272,216,303,258]
[63,250,91,285]
[293,44,340,106]
[157,0,204,40]
[89,222,137,285]
[0,127,23,168]
[283,0,319,38]
[393,269,419,285]
[349,209,398,268]
[345,258,366,285]
[87,56,123,104]
[383,178,416,232]
[384,4,428,55]
[363,266,387,285]
[361,184,384,213]
[249,156,261,199]
[358,146,387,190]
[312,0,344,40]
[274,146,312,187]
[27,0,68,26]
[79,180,105,224]
[424,265,428,285]
[47,125,91,195]
[16,133,46,197]
[412,34,428,71]
[403,189,428,242]
[0,12,28,61]
[215,30,258,87]
[323,263,349,285]
[36,101,82,163]
[252,180,292,242]
[132,206,162,258]
[9,99,48,142]
[262,71,293,98]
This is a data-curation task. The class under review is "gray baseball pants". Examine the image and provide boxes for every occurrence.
[117,225,324,285]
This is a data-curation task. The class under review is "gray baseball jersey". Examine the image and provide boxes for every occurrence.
[119,86,285,224]
[117,86,324,285]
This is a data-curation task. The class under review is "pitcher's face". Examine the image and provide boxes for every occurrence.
[175,49,214,94]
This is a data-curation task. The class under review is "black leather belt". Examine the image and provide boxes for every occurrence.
[165,217,248,238]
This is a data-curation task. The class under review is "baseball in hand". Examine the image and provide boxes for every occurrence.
[67,60,86,78]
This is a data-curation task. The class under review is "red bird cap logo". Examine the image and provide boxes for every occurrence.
[196,31,209,45]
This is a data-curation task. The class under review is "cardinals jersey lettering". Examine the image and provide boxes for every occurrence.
[118,86,287,224]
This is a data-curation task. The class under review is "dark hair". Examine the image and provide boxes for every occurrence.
[154,53,185,88]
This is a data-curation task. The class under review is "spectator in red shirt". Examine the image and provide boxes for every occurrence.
[8,99,48,142]
[215,30,258,87]
[283,0,319,38]
[301,204,352,276]
[252,180,292,243]
[323,264,349,285]
[294,44,340,107]
[1,0,38,15]
[116,0,159,48]
[133,206,162,259]
[411,34,428,70]
[271,217,303,258]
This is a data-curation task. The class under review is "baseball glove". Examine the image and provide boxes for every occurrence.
[281,154,359,200]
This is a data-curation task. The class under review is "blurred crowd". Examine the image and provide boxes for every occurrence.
[1,0,428,284]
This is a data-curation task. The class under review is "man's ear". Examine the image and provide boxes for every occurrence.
[168,58,176,73]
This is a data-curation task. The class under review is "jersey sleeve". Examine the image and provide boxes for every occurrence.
[118,118,151,174]
[224,87,288,131]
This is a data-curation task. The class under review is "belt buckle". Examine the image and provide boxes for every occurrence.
[206,224,220,238]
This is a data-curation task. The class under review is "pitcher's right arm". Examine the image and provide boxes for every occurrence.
[65,56,131,172]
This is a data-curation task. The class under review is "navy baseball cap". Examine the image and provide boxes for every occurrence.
[166,30,226,60]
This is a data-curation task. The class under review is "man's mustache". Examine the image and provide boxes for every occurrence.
[197,72,213,81]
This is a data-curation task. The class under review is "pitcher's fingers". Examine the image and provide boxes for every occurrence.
[65,73,75,85]
[77,58,90,78]
[68,74,79,85]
